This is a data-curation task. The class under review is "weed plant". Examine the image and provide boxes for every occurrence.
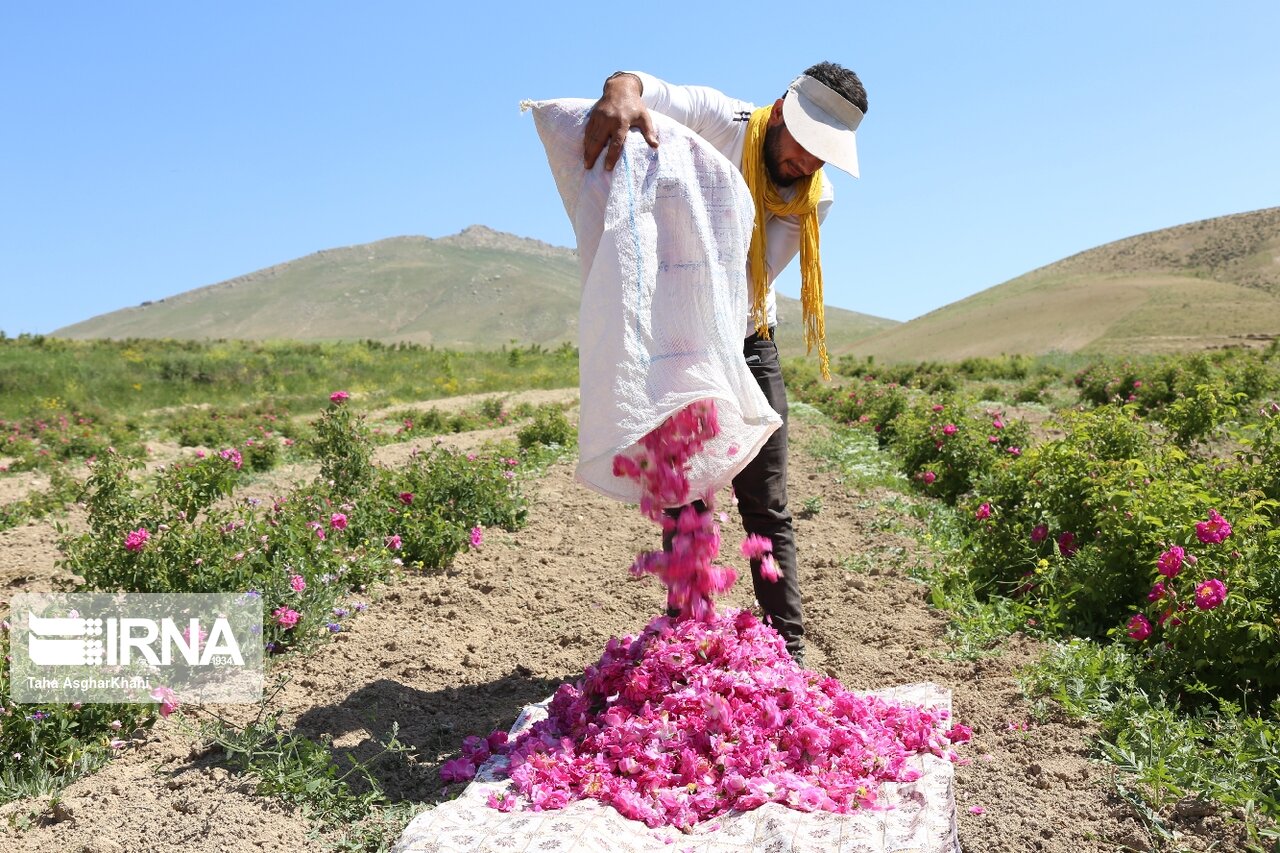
[1022,640,1280,833]
[0,623,158,803]
[0,467,82,532]
[193,701,411,830]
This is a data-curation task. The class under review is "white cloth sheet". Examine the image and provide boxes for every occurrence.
[393,682,960,853]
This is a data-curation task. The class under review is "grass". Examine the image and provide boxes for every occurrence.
[0,336,578,421]
[1022,639,1280,835]
[790,401,906,491]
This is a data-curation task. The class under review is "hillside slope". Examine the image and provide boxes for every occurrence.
[849,206,1280,362]
[54,226,895,355]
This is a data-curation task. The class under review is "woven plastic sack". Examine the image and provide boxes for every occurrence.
[524,98,782,504]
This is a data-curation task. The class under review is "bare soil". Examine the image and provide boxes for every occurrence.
[0,391,1251,853]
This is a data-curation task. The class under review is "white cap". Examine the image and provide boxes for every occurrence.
[781,74,864,178]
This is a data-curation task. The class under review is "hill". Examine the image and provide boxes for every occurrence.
[848,206,1280,362]
[53,226,896,355]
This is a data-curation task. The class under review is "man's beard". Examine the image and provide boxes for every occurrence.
[763,123,795,187]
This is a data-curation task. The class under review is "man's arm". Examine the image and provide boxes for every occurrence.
[583,71,741,170]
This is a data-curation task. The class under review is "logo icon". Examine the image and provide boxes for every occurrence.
[26,613,106,666]
[9,593,263,705]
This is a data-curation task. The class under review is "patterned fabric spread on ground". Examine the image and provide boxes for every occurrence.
[394,681,959,853]
[526,97,782,505]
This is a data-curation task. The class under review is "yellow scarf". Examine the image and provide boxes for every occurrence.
[741,105,831,380]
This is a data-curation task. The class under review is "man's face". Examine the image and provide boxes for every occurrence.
[763,120,824,187]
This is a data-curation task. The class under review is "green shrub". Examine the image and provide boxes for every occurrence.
[962,406,1191,634]
[813,379,911,447]
[352,446,529,571]
[887,395,1031,504]
[1073,352,1280,420]
[310,396,373,499]
[1013,377,1052,404]
[1155,381,1244,446]
[517,404,576,450]
[0,402,141,472]
[958,402,1280,697]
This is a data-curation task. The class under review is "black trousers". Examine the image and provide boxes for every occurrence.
[664,329,804,655]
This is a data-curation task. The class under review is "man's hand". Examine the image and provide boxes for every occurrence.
[583,72,659,171]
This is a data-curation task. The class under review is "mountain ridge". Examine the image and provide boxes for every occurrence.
[54,227,895,354]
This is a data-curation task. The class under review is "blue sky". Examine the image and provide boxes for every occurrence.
[3,1,1278,336]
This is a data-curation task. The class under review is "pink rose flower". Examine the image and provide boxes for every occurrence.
[384,534,402,551]
[1195,509,1232,544]
[150,686,180,718]
[974,503,991,520]
[329,391,350,404]
[740,534,772,560]
[1126,614,1152,641]
[398,492,414,505]
[1156,546,1184,578]
[290,574,306,593]
[330,512,348,530]
[470,526,484,548]
[1057,531,1077,558]
[273,606,301,629]
[1030,524,1049,544]
[942,424,958,436]
[123,528,150,553]
[1194,578,1227,610]
[440,757,476,784]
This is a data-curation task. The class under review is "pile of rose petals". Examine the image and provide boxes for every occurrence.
[465,610,970,829]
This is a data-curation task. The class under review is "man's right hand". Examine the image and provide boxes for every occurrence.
[583,72,659,171]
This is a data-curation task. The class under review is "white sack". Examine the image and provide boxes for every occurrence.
[526,98,782,504]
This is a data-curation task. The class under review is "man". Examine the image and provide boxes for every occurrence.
[583,63,868,664]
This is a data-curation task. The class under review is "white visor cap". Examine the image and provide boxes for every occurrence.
[781,73,864,178]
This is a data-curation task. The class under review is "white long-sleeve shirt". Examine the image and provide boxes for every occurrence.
[631,71,835,336]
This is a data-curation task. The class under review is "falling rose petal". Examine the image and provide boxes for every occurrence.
[759,554,781,582]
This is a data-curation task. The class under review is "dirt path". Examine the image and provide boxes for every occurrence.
[0,394,1247,853]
